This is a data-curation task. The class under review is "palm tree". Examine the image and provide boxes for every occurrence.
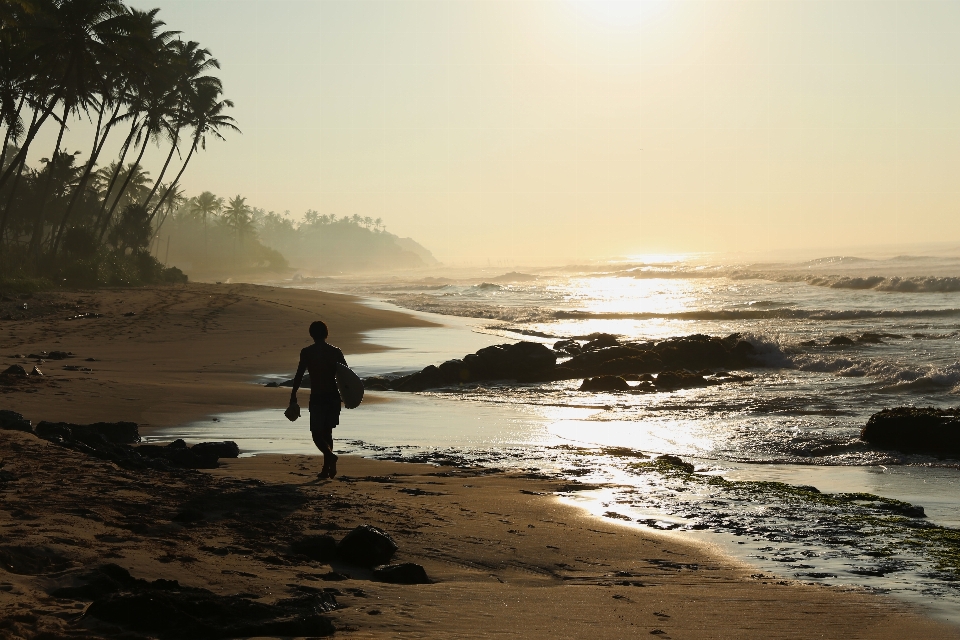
[222,195,252,241]
[141,39,219,209]
[98,24,179,240]
[189,190,222,258]
[0,0,127,193]
[51,6,179,254]
[92,161,152,214]
[149,82,238,220]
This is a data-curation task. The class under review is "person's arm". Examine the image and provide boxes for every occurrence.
[336,348,347,368]
[290,354,307,405]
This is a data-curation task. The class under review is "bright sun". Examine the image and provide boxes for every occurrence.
[566,0,646,27]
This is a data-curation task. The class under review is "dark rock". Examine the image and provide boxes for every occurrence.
[389,333,758,391]
[800,340,817,347]
[563,346,652,375]
[291,535,338,562]
[580,376,631,392]
[553,339,581,356]
[655,370,708,390]
[392,341,557,390]
[437,358,470,382]
[137,444,220,469]
[264,381,279,388]
[167,439,187,449]
[861,407,960,458]
[336,525,398,568]
[595,355,662,376]
[47,350,73,359]
[391,364,444,392]
[829,336,855,346]
[36,421,141,445]
[192,441,240,459]
[372,563,431,584]
[857,333,884,344]
[0,409,31,433]
[1,364,27,377]
[64,564,337,638]
[582,333,619,350]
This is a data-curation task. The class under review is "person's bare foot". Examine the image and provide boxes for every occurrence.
[328,454,338,478]
[317,468,330,479]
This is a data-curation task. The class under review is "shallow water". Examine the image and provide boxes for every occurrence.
[155,256,960,623]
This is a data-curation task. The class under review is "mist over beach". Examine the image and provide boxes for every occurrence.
[4,1,960,638]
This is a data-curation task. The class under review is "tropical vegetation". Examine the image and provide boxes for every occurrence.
[159,200,436,275]
[0,0,238,286]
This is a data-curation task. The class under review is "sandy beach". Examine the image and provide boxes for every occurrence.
[1,283,958,638]
[0,283,435,427]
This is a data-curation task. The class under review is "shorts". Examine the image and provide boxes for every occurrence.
[309,393,341,451]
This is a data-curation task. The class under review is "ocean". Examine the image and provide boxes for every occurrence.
[149,254,960,621]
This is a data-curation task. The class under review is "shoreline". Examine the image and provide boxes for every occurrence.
[2,282,959,636]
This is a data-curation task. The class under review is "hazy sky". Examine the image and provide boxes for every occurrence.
[40,1,960,263]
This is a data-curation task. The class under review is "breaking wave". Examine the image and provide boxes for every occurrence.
[388,293,960,324]
[727,271,960,293]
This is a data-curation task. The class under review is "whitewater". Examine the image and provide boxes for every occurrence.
[153,254,960,621]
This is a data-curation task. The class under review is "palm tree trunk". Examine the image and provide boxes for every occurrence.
[149,132,199,222]
[27,103,70,259]
[99,129,151,241]
[0,92,60,192]
[93,118,139,235]
[0,153,28,256]
[142,124,181,209]
[0,106,37,255]
[0,96,26,172]
[50,101,116,255]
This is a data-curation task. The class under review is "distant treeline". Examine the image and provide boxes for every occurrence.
[158,195,437,275]
[0,0,237,286]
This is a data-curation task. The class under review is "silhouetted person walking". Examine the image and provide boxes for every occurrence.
[289,320,346,478]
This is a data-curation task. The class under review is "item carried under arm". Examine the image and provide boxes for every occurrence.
[335,362,364,409]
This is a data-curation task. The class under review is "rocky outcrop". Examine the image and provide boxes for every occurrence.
[137,439,240,470]
[372,333,756,392]
[30,420,238,470]
[391,342,557,391]
[861,407,960,458]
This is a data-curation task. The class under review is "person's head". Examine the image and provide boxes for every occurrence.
[309,320,329,342]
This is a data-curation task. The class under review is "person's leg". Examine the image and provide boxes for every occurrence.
[309,405,334,478]
[311,428,333,478]
[322,425,337,478]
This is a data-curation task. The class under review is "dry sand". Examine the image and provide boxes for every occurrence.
[0,283,433,427]
[0,283,956,638]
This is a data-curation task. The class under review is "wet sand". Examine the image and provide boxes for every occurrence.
[1,283,957,638]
